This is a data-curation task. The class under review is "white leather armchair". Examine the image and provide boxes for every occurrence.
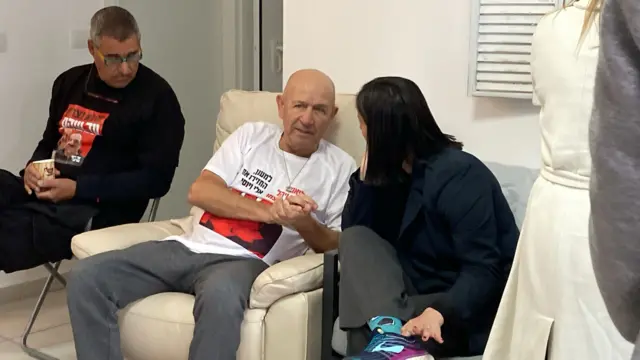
[70,90,365,360]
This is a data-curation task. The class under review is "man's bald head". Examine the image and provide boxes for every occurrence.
[282,69,336,102]
[277,69,339,157]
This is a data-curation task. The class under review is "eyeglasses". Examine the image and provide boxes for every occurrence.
[95,48,143,67]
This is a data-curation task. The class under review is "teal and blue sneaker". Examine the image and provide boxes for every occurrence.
[345,316,433,360]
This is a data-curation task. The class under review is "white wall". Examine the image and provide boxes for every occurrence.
[283,0,541,168]
[0,0,227,289]
[0,0,106,288]
[0,0,103,173]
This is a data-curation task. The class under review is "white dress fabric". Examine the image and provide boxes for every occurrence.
[482,3,633,360]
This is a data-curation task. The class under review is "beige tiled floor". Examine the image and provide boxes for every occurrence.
[0,290,76,360]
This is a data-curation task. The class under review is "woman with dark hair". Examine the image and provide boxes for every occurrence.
[339,76,519,359]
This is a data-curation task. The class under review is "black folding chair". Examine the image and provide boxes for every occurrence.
[21,198,162,360]
[321,249,341,360]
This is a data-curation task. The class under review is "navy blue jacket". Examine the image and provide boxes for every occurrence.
[342,147,519,355]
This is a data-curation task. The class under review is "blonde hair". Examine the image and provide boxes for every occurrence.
[579,0,602,40]
[563,0,602,43]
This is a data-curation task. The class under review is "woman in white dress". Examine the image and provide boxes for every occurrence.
[482,1,633,359]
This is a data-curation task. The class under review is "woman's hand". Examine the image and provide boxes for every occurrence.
[360,149,368,180]
[401,307,444,344]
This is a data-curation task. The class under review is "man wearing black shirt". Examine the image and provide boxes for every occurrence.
[0,6,185,273]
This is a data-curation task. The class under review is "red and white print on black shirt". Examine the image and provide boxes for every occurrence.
[199,189,283,258]
[54,104,109,167]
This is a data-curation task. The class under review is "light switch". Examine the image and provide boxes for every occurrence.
[69,29,88,50]
[0,32,7,53]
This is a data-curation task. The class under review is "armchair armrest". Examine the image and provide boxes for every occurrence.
[321,249,340,360]
[71,219,188,259]
[249,253,325,309]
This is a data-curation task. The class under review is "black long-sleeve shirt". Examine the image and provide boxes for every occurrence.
[26,63,185,227]
[342,147,519,355]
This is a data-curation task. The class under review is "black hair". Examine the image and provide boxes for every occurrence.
[356,76,463,185]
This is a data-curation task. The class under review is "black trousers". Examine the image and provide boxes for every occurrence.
[338,226,468,358]
[0,169,95,273]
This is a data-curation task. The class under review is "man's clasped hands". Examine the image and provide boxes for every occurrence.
[268,193,318,229]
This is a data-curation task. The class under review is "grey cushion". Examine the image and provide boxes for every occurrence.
[332,318,348,356]
[485,162,538,229]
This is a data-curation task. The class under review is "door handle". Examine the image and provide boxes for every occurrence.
[270,39,283,74]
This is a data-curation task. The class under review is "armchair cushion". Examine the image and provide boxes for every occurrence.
[249,253,324,309]
[71,217,326,310]
[119,293,195,360]
[214,90,365,161]
[71,219,187,259]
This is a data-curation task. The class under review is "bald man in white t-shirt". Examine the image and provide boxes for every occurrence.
[67,69,356,360]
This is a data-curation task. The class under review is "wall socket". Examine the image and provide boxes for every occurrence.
[69,29,88,50]
[0,32,7,53]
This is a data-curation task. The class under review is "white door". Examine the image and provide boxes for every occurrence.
[255,0,283,92]
[116,0,226,220]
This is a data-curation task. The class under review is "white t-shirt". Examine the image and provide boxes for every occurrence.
[169,122,356,265]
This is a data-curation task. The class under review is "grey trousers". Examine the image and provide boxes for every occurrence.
[66,240,268,360]
[338,226,466,357]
